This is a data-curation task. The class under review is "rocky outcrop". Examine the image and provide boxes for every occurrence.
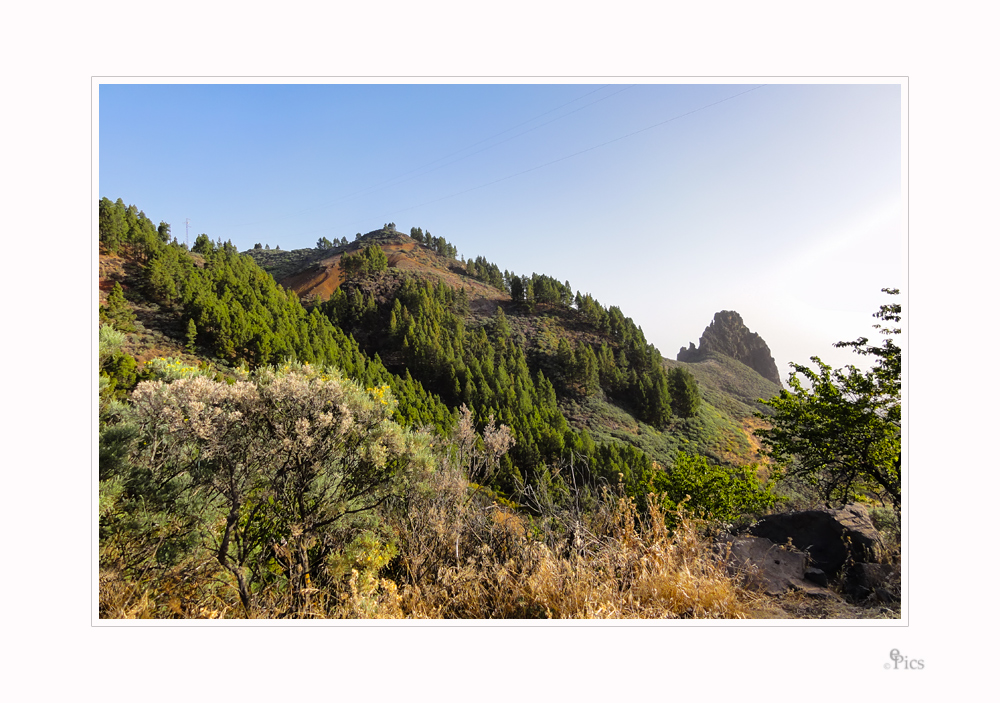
[717,534,837,598]
[719,503,898,603]
[677,311,781,385]
[748,503,885,577]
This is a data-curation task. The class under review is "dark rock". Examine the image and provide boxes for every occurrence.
[677,310,781,385]
[748,503,885,577]
[804,567,829,587]
[845,562,900,602]
[717,534,834,598]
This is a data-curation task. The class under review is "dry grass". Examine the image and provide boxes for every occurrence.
[388,467,758,619]
[101,465,764,620]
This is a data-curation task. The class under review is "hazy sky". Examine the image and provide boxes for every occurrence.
[99,81,903,377]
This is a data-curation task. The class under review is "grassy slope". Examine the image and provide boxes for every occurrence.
[112,232,782,472]
[250,235,786,470]
[665,351,783,419]
[497,298,780,469]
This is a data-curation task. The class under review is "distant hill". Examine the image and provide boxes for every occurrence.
[241,227,785,471]
[245,228,505,307]
[97,197,786,511]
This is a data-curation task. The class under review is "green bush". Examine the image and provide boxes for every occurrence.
[102,362,430,615]
[653,452,778,523]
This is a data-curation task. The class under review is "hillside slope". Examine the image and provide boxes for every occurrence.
[243,227,783,471]
[246,229,506,306]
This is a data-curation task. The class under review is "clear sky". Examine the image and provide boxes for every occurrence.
[99,80,903,377]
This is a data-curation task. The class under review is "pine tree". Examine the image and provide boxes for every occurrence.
[186,318,198,353]
[577,344,601,396]
[668,366,701,417]
[101,282,136,332]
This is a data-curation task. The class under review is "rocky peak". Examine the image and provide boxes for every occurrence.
[678,310,781,385]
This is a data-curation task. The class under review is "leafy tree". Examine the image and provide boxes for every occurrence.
[491,306,511,338]
[158,221,171,243]
[340,244,388,280]
[575,343,601,396]
[652,452,777,522]
[756,289,901,511]
[555,338,575,384]
[509,275,524,303]
[364,243,389,272]
[317,236,334,250]
[99,197,127,252]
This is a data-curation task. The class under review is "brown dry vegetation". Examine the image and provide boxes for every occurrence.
[100,459,776,620]
[719,417,773,468]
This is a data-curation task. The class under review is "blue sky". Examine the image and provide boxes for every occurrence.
[99,81,903,376]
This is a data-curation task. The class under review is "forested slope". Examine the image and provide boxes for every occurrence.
[96,198,898,620]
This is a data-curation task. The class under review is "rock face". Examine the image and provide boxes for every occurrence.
[748,503,885,577]
[717,534,835,598]
[677,311,781,385]
[719,503,899,603]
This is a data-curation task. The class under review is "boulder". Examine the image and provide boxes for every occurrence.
[844,562,901,602]
[717,534,836,598]
[804,567,829,587]
[748,503,885,577]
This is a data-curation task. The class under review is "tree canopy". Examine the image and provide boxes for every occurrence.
[756,289,901,510]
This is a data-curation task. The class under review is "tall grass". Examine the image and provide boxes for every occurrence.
[100,464,759,619]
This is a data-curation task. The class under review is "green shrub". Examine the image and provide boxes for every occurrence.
[103,362,427,616]
[652,452,778,523]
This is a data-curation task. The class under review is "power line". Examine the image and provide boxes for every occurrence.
[346,84,620,198]
[348,85,635,202]
[378,84,767,219]
[236,84,767,244]
[227,84,620,230]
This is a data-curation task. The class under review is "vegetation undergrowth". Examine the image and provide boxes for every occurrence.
[99,362,761,619]
[98,198,898,619]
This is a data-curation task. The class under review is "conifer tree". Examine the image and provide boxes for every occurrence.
[667,366,701,417]
[186,318,198,353]
[102,282,136,332]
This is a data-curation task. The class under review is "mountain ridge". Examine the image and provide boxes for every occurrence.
[97,197,785,507]
[239,228,783,470]
[677,310,782,385]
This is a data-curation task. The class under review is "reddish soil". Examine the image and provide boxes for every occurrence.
[98,251,129,302]
[276,241,507,305]
[279,254,346,301]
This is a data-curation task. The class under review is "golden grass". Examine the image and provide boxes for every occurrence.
[101,468,763,620]
[391,492,756,620]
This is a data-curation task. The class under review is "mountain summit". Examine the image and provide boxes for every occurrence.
[677,311,781,385]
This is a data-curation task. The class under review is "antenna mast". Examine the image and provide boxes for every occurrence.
[185,218,190,248]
